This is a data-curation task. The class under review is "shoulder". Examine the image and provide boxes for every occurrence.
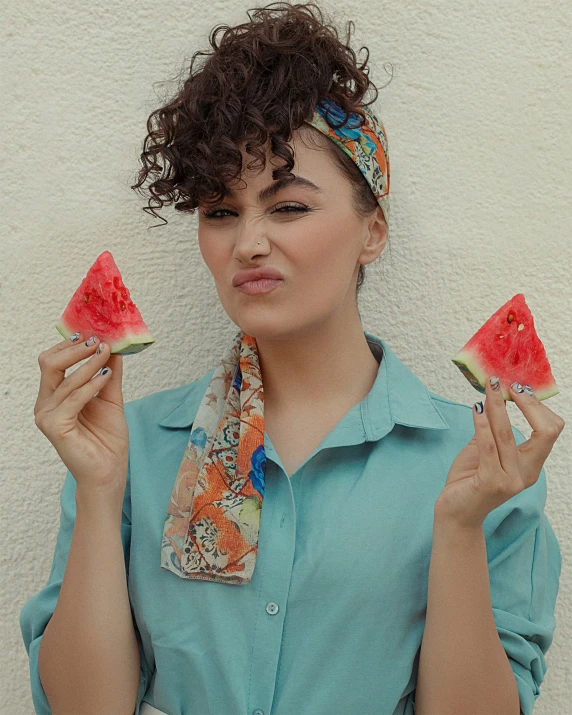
[426,390,477,425]
[123,364,217,429]
[426,388,530,446]
[125,380,194,417]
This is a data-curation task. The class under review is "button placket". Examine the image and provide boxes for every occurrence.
[246,464,296,715]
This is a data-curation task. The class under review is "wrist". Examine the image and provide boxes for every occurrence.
[75,482,126,520]
[432,513,484,539]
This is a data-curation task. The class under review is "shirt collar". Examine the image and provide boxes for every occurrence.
[361,329,449,439]
[158,330,449,435]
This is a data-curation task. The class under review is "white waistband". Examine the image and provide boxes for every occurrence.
[140,702,169,715]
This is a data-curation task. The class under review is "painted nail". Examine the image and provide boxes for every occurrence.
[524,384,534,396]
[474,401,484,413]
[490,376,500,391]
[70,332,80,342]
[511,381,525,393]
[85,336,97,347]
[96,341,105,355]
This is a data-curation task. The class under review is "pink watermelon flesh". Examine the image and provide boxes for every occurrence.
[55,251,155,355]
[451,293,558,402]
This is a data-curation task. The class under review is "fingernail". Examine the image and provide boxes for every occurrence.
[490,376,500,391]
[474,401,484,413]
[96,341,105,354]
[85,336,97,346]
[524,384,534,396]
[511,381,525,393]
[70,332,80,342]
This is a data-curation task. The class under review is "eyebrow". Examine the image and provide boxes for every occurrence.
[222,175,323,203]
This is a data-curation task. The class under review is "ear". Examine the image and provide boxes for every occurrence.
[358,205,388,266]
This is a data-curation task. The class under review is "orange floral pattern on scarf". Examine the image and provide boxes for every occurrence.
[161,331,266,584]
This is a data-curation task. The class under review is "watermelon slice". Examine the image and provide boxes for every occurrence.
[451,293,558,402]
[55,251,155,355]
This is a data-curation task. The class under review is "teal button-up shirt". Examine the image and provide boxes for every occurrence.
[20,331,561,715]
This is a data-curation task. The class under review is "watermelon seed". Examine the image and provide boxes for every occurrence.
[507,313,514,323]
[84,294,90,303]
[518,324,524,331]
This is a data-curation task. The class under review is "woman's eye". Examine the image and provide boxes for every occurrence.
[274,205,309,214]
[201,208,234,218]
[201,204,309,219]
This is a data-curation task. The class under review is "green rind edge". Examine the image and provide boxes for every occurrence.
[56,323,156,356]
[451,350,559,402]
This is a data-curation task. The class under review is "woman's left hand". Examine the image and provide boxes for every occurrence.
[434,377,565,529]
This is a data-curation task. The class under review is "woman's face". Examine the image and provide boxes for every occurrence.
[197,127,387,340]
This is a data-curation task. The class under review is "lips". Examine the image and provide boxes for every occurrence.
[232,266,284,287]
[235,278,282,295]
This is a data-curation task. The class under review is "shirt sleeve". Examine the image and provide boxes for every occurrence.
[486,426,562,715]
[19,439,152,714]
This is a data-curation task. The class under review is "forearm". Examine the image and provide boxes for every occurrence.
[38,486,140,715]
[415,518,521,715]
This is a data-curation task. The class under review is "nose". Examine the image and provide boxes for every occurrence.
[232,220,270,262]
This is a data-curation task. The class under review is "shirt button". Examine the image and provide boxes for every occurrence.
[266,601,279,615]
[253,710,264,715]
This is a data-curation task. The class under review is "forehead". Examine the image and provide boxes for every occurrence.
[230,126,337,191]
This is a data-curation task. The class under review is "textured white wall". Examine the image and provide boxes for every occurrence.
[3,0,570,712]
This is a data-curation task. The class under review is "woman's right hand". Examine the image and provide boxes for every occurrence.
[34,333,129,496]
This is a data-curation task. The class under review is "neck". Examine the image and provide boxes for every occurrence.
[254,314,381,415]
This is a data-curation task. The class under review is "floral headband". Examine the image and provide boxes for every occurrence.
[303,94,390,224]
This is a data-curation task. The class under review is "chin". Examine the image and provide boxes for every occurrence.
[232,320,290,341]
[230,313,322,344]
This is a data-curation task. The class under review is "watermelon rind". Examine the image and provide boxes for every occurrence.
[451,349,559,402]
[55,321,155,355]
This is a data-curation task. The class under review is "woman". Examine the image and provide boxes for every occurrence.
[21,3,563,715]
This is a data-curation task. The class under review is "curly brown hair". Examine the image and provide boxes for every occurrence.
[130,1,393,298]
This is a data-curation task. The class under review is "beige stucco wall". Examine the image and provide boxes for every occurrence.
[3,0,570,712]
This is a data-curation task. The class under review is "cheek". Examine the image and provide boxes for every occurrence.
[299,217,358,276]
[198,231,223,274]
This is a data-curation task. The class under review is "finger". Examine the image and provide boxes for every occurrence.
[36,341,109,413]
[484,376,521,479]
[508,381,565,483]
[49,365,115,434]
[94,352,124,407]
[37,333,100,406]
[473,399,505,484]
[43,344,123,413]
[37,334,126,417]
[50,341,113,406]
